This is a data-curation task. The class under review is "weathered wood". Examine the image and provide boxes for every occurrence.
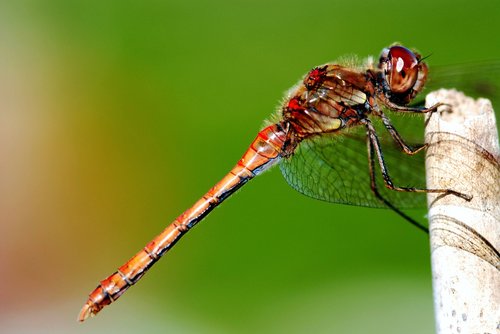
[425,89,500,334]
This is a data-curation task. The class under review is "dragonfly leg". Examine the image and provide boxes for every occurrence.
[378,112,427,155]
[363,118,472,201]
[380,96,449,114]
[364,120,429,232]
[362,118,472,231]
[396,102,446,113]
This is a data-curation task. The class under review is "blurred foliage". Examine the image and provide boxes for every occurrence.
[0,0,498,333]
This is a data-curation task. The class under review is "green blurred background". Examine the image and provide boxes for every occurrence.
[1,1,498,333]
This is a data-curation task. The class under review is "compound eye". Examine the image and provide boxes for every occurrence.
[384,46,419,93]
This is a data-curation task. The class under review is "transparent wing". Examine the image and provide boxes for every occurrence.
[280,60,500,210]
[427,61,500,102]
[279,113,428,209]
[417,60,500,116]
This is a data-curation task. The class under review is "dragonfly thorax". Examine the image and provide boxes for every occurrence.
[282,65,374,138]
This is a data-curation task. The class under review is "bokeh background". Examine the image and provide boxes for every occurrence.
[1,1,499,333]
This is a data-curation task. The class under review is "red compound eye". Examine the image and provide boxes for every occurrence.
[379,45,420,94]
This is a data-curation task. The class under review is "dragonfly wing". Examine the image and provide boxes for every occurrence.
[411,61,500,121]
[427,61,500,103]
[280,114,428,209]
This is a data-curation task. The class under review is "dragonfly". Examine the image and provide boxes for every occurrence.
[78,44,475,321]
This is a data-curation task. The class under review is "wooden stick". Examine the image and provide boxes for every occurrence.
[425,89,500,334]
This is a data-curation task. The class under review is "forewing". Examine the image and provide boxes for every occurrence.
[413,61,500,119]
[427,61,500,102]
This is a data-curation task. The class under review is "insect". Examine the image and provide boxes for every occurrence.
[78,44,471,321]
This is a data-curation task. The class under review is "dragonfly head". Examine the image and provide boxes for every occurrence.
[378,45,428,104]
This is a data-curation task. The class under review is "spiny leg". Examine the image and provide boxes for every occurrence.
[379,111,427,155]
[363,118,472,200]
[372,98,449,155]
[364,119,429,233]
[381,98,449,114]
